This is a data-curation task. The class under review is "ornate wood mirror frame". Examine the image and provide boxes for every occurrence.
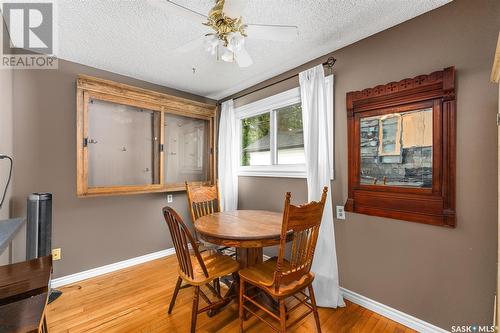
[345,67,456,227]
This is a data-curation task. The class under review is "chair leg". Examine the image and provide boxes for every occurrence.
[239,279,245,332]
[168,277,182,314]
[190,286,200,333]
[279,298,286,333]
[41,314,48,333]
[214,278,221,295]
[308,285,322,333]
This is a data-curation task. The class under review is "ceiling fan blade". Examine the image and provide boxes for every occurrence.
[235,47,253,68]
[245,24,298,41]
[223,0,247,18]
[149,0,207,25]
[172,36,204,53]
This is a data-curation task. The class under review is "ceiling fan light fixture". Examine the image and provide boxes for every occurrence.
[168,0,298,68]
[220,47,235,62]
[234,47,253,67]
[226,31,245,52]
[204,0,246,45]
[204,34,219,55]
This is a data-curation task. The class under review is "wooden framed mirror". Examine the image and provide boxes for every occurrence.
[345,67,456,227]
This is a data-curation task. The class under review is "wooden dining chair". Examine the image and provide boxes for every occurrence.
[238,187,329,333]
[162,206,239,333]
[185,181,233,255]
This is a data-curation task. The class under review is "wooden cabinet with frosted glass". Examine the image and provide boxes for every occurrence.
[76,75,217,197]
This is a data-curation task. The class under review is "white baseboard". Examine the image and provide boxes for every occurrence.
[51,248,175,288]
[51,249,448,333]
[341,287,449,333]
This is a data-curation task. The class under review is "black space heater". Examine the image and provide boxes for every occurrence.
[26,192,62,303]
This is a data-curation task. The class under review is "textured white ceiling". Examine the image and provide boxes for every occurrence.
[55,0,451,100]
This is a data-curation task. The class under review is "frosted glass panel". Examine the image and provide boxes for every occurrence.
[164,113,209,184]
[87,99,159,187]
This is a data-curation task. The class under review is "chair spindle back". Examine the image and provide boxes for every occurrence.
[186,182,221,240]
[162,207,208,279]
[274,187,328,291]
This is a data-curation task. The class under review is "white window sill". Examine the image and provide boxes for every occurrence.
[238,165,307,179]
[238,168,335,180]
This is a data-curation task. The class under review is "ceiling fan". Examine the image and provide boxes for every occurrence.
[163,0,299,67]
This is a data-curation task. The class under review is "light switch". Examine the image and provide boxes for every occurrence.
[167,194,173,203]
[336,206,346,220]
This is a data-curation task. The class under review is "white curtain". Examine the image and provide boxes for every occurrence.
[218,100,238,211]
[299,65,344,308]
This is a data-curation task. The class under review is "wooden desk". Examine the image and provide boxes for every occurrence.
[0,256,52,306]
[0,256,52,333]
[195,210,284,268]
[0,293,48,333]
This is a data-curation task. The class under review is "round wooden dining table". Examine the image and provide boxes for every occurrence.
[194,210,284,268]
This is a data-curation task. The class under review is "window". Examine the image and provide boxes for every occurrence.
[276,103,305,165]
[76,75,216,197]
[236,75,334,178]
[241,113,271,166]
[378,114,402,156]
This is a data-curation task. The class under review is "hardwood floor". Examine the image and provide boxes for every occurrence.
[47,255,415,332]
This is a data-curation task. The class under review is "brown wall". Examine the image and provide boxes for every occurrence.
[237,0,499,329]
[10,59,216,277]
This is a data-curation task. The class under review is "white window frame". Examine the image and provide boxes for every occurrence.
[235,75,334,179]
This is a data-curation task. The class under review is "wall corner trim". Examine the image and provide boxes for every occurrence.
[341,287,449,333]
[51,248,175,288]
[52,251,448,333]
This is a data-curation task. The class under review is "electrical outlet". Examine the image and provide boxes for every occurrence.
[52,248,62,261]
[167,194,173,203]
[336,206,346,220]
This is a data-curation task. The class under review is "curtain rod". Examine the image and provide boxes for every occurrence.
[223,57,336,103]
